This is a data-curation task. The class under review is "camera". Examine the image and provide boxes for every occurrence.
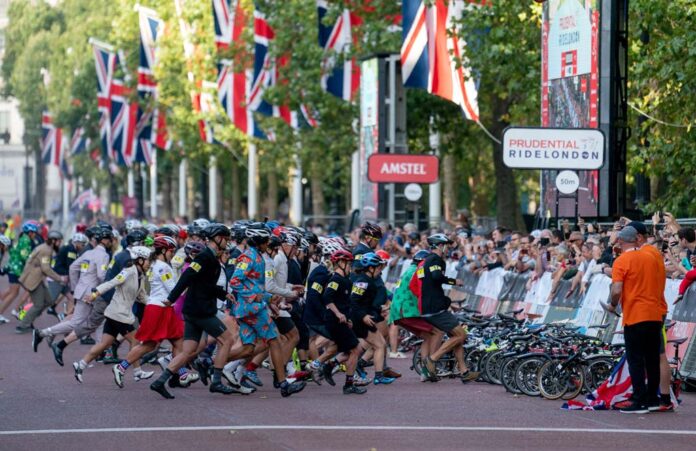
[539,237,550,247]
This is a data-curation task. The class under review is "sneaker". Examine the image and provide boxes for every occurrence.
[355,366,367,379]
[289,370,311,381]
[73,362,84,383]
[244,370,263,387]
[192,359,210,386]
[239,379,257,393]
[102,349,120,364]
[649,402,674,413]
[47,307,58,318]
[11,309,20,320]
[134,370,154,381]
[334,363,347,374]
[613,400,633,410]
[389,352,408,359]
[80,336,96,345]
[157,355,172,372]
[222,367,242,388]
[32,329,44,352]
[459,370,481,383]
[15,325,32,334]
[383,368,402,379]
[353,374,372,386]
[180,371,200,386]
[0,314,10,324]
[150,380,175,399]
[343,384,367,395]
[209,382,236,395]
[261,359,271,370]
[140,349,159,365]
[374,375,396,385]
[424,357,437,376]
[51,343,64,366]
[112,365,125,388]
[168,376,183,388]
[280,380,306,398]
[620,402,649,414]
[321,363,336,386]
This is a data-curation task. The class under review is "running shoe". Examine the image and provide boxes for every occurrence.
[261,359,271,370]
[620,402,649,414]
[11,309,20,320]
[32,329,44,352]
[51,343,64,366]
[613,400,633,410]
[355,366,367,379]
[383,368,401,378]
[289,370,311,381]
[388,352,408,359]
[343,384,367,395]
[652,403,675,413]
[244,370,263,387]
[57,313,65,321]
[150,380,175,399]
[180,371,200,386]
[80,336,96,345]
[374,375,396,385]
[157,355,172,372]
[321,363,336,386]
[192,359,210,386]
[353,374,372,386]
[459,371,481,383]
[15,326,32,334]
[209,382,237,395]
[134,370,155,381]
[280,380,306,398]
[168,376,183,388]
[221,368,254,394]
[102,348,120,364]
[0,314,9,324]
[112,364,125,388]
[239,379,257,393]
[73,362,84,383]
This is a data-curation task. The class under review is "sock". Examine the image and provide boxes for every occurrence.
[212,367,222,384]
[344,375,354,387]
[204,343,216,355]
[272,369,278,384]
[246,361,259,372]
[660,394,671,404]
[78,359,87,370]
[156,368,173,384]
[56,340,68,350]
[375,371,383,379]
[234,365,245,381]
[118,360,130,370]
[178,367,188,377]
[224,359,244,373]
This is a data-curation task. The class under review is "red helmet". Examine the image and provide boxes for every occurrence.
[376,250,390,261]
[330,249,354,264]
[75,223,88,233]
[178,229,188,240]
[153,236,177,251]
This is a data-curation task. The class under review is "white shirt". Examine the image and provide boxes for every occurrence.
[148,259,177,306]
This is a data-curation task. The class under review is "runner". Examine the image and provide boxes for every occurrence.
[0,222,39,323]
[47,232,88,319]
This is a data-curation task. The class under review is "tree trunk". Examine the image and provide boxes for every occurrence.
[267,169,278,219]
[230,159,241,221]
[442,152,458,222]
[186,167,195,219]
[162,170,172,220]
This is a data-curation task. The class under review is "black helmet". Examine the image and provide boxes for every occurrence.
[412,249,430,263]
[126,229,147,246]
[155,226,176,238]
[303,231,319,245]
[427,233,453,248]
[47,230,63,241]
[268,235,283,249]
[231,222,248,242]
[188,225,204,238]
[361,222,382,239]
[245,222,271,247]
[204,223,231,239]
[84,226,100,240]
[94,228,112,242]
[96,220,113,231]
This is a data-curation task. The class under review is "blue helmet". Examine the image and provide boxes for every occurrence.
[358,252,384,269]
[412,250,430,263]
[22,222,39,233]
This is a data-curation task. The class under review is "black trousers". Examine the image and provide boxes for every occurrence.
[623,320,662,405]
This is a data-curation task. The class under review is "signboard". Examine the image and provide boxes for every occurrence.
[367,154,439,184]
[404,183,423,202]
[502,127,604,170]
[555,170,580,194]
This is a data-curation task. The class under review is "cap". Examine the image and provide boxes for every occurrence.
[626,221,648,236]
[617,226,638,243]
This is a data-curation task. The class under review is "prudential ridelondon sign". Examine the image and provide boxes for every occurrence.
[502,127,605,170]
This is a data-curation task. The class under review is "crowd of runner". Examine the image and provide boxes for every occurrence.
[0,217,482,399]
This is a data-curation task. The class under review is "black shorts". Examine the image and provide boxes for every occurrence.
[423,311,459,334]
[8,273,19,284]
[274,316,296,335]
[327,321,359,353]
[308,323,332,340]
[103,317,135,338]
[183,314,227,342]
[350,315,377,339]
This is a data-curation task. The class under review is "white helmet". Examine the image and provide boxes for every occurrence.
[192,218,211,229]
[129,246,151,260]
[124,219,142,233]
[71,233,88,244]
[319,238,344,256]
[0,235,11,247]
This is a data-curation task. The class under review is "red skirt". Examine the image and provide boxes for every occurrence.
[135,304,184,342]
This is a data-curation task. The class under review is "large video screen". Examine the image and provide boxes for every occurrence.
[541,0,600,218]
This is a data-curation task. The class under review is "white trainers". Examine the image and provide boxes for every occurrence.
[222,367,242,387]
[389,352,408,359]
[179,371,200,386]
[0,314,10,324]
[134,370,154,381]
[112,364,125,388]
[157,355,172,371]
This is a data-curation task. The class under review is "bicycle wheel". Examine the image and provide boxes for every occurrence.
[561,363,585,400]
[516,357,546,397]
[465,348,484,373]
[538,360,569,400]
[501,358,522,394]
[484,350,506,385]
[584,358,614,392]
[478,352,494,383]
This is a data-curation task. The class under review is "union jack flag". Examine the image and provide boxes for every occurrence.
[213,0,245,50]
[317,1,361,102]
[92,42,117,163]
[109,81,138,166]
[69,127,90,156]
[248,5,275,117]
[401,0,479,121]
[41,112,63,166]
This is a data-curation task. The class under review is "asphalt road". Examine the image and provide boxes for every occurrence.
[1,314,695,451]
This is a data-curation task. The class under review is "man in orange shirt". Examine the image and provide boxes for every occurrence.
[607,226,667,414]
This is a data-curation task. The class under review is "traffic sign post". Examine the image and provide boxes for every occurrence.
[404,183,423,227]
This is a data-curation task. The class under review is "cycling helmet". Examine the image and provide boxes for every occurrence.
[283,232,300,246]
[184,241,206,259]
[300,238,309,250]
[268,235,283,249]
[303,231,319,245]
[94,228,112,242]
[154,236,177,252]
[343,236,354,247]
[155,226,177,238]
[192,218,211,229]
[375,250,390,261]
[412,249,430,263]
[129,245,152,260]
[126,229,147,246]
[85,226,100,239]
[0,235,11,247]
[330,249,354,264]
[71,233,88,244]
[22,222,39,234]
[144,224,157,235]
[124,219,142,233]
[245,222,271,246]
[47,230,64,241]
[358,252,384,269]
[266,220,280,231]
[361,222,383,239]
[427,233,453,248]
[204,223,231,239]
[188,225,204,238]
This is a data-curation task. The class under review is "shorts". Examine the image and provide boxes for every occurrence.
[395,317,435,335]
[326,321,359,353]
[8,273,19,284]
[422,310,459,334]
[183,314,227,342]
[103,317,135,338]
[308,323,332,340]
[274,316,296,335]
[238,307,278,345]
[350,314,377,339]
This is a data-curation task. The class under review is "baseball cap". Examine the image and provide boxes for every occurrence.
[626,221,648,236]
[617,226,638,243]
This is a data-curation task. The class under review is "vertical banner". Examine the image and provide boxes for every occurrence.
[540,0,600,218]
[359,58,380,221]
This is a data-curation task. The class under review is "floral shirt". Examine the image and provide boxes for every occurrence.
[229,247,271,318]
[7,234,33,276]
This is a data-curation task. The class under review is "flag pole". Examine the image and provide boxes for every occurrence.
[127,167,135,198]
[150,148,158,219]
[178,159,186,218]
[209,155,217,220]
[247,141,258,220]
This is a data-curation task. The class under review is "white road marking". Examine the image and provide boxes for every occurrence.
[1,425,695,436]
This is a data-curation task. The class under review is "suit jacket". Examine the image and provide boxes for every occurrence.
[19,243,63,292]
